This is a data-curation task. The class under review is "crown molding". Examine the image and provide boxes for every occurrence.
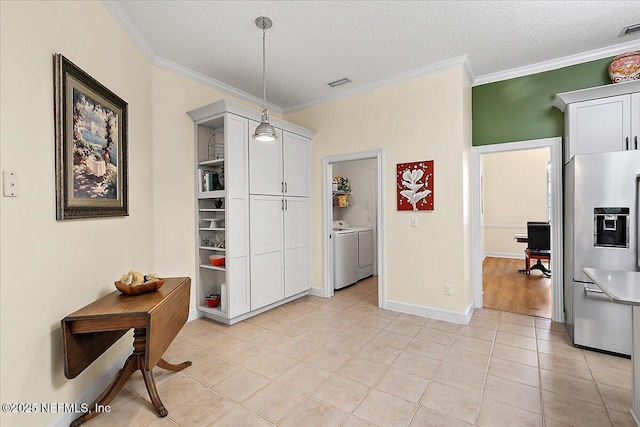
[474,39,640,86]
[283,55,471,114]
[153,56,282,114]
[101,0,157,62]
[102,0,278,113]
[100,0,637,111]
[463,57,476,85]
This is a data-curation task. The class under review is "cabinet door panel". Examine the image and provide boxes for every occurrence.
[251,251,284,309]
[250,196,284,309]
[283,131,310,197]
[249,120,283,195]
[226,113,248,196]
[284,198,309,248]
[228,197,248,255]
[285,246,309,298]
[284,198,309,297]
[227,197,249,316]
[228,256,249,317]
[569,95,631,158]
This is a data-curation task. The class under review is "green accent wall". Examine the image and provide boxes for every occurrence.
[472,57,613,146]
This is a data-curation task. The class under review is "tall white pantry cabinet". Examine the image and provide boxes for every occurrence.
[187,100,315,324]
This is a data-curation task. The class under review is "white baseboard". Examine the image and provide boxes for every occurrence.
[484,252,524,260]
[48,350,130,427]
[309,287,325,297]
[187,308,202,322]
[385,299,475,325]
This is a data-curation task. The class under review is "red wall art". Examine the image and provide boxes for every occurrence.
[396,160,434,211]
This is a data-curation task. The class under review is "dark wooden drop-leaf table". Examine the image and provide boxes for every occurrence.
[61,277,192,426]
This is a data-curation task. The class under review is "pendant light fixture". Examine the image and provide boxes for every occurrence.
[253,16,278,142]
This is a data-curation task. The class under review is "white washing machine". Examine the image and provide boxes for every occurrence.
[333,221,374,289]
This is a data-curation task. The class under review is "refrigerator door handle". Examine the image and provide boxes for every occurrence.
[637,174,640,268]
[627,137,630,150]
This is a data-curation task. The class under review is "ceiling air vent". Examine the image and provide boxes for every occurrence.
[620,22,640,37]
[328,78,352,88]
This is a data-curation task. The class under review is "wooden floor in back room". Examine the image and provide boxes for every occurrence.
[482,257,552,318]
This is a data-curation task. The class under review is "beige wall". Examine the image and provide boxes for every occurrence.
[332,158,377,226]
[150,67,263,309]
[0,1,153,425]
[481,148,550,257]
[286,67,473,313]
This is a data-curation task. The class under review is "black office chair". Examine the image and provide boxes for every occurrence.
[521,221,551,277]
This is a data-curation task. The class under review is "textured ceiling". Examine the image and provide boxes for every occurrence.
[113,1,640,111]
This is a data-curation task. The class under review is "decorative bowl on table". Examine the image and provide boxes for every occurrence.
[209,255,225,266]
[115,279,165,296]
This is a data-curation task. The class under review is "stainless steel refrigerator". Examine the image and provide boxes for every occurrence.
[564,150,640,356]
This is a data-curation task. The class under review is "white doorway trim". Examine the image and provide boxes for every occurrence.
[472,137,564,322]
[322,149,386,308]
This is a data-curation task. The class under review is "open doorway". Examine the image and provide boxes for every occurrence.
[481,147,551,317]
[472,138,564,322]
[322,150,386,308]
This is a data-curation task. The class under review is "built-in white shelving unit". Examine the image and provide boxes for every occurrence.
[188,100,315,324]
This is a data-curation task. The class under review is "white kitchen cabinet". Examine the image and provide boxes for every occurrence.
[188,100,314,324]
[566,95,630,159]
[284,197,310,297]
[247,120,311,307]
[248,122,283,196]
[554,80,640,163]
[249,196,311,308]
[283,132,310,197]
[250,195,285,310]
[249,121,310,197]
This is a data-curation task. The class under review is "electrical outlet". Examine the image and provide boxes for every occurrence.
[445,284,452,295]
[411,217,418,227]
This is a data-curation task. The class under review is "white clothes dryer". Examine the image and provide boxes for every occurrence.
[333,221,374,286]
[333,227,358,290]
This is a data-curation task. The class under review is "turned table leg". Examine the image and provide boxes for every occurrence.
[69,328,192,426]
[69,353,138,427]
[129,328,170,418]
[157,358,192,371]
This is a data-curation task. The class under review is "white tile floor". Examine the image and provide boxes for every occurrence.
[84,277,634,427]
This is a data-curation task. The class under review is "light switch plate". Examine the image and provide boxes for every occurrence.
[411,217,418,227]
[3,171,18,197]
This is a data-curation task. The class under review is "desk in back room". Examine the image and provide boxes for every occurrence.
[62,277,192,426]
[514,233,528,243]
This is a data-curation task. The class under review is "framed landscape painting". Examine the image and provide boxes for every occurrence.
[54,54,128,220]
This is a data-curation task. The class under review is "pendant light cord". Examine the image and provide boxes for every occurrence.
[262,23,267,112]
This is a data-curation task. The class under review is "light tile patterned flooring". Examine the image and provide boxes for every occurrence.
[85,277,634,427]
